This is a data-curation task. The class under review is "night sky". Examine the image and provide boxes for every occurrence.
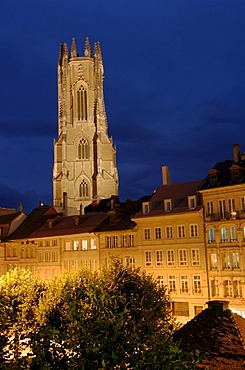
[1,0,245,212]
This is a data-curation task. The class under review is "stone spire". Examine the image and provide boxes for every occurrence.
[94,41,102,61]
[84,36,91,57]
[71,37,77,58]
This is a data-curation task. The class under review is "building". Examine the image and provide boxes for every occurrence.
[53,37,118,215]
[199,144,245,318]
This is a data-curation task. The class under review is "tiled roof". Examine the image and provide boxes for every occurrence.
[0,212,24,225]
[29,213,108,238]
[174,305,245,369]
[6,206,58,240]
[95,214,137,232]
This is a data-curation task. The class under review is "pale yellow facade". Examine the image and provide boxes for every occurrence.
[53,38,118,215]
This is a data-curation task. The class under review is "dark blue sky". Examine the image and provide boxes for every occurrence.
[1,0,245,212]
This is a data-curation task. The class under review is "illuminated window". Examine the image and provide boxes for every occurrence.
[210,253,218,270]
[78,138,89,159]
[208,227,215,243]
[222,252,239,270]
[164,199,172,212]
[156,250,163,266]
[188,196,196,209]
[178,249,187,266]
[211,279,219,297]
[234,280,242,298]
[157,275,165,288]
[91,239,97,250]
[191,249,200,266]
[82,240,88,250]
[220,226,228,242]
[228,198,235,214]
[224,280,232,297]
[77,85,87,120]
[73,241,79,251]
[230,226,237,241]
[65,241,71,251]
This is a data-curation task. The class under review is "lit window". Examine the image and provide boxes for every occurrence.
[220,226,228,242]
[157,275,165,288]
[228,198,235,215]
[234,280,242,298]
[144,228,151,240]
[142,202,149,214]
[82,240,88,250]
[210,253,218,270]
[165,226,173,239]
[191,249,200,266]
[223,280,232,297]
[164,199,172,212]
[156,250,163,266]
[188,196,196,209]
[190,224,198,237]
[91,239,97,250]
[178,249,187,266]
[155,227,162,239]
[177,225,186,238]
[230,226,237,242]
[73,241,79,251]
[65,241,71,251]
[211,279,219,297]
[222,251,240,270]
[208,227,215,243]
[145,251,152,266]
[167,249,175,266]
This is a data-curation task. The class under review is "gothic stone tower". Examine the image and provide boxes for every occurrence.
[53,37,119,215]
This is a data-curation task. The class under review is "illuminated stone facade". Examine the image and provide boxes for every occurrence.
[53,37,118,215]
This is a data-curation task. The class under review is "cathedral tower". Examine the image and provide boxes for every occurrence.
[53,37,118,215]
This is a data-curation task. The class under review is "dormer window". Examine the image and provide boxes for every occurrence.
[231,170,239,182]
[210,174,217,185]
[142,202,149,214]
[188,196,196,209]
[164,199,172,212]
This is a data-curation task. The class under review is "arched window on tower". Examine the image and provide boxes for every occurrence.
[77,86,87,121]
[80,180,89,199]
[78,138,89,159]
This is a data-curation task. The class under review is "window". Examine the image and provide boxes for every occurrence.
[191,249,200,266]
[82,240,88,250]
[234,280,242,298]
[230,226,237,242]
[210,174,217,185]
[222,252,240,270]
[167,250,175,266]
[172,302,189,316]
[168,275,176,293]
[125,257,135,268]
[188,196,196,209]
[77,85,87,120]
[155,227,162,239]
[177,225,186,238]
[211,279,219,297]
[128,235,134,247]
[156,250,163,266]
[142,202,149,214]
[121,235,127,248]
[45,240,50,247]
[80,179,89,198]
[193,275,202,294]
[144,228,151,240]
[210,253,218,270]
[224,280,232,297]
[232,170,240,182]
[157,275,165,288]
[190,224,198,237]
[165,226,173,239]
[145,251,152,266]
[241,197,245,212]
[220,226,228,242]
[112,236,118,248]
[228,198,235,214]
[206,201,214,216]
[78,138,89,159]
[164,199,172,212]
[65,241,71,251]
[178,249,187,266]
[91,239,97,250]
[219,200,226,219]
[106,236,112,248]
[52,239,57,246]
[208,227,215,243]
[180,275,189,293]
[73,241,79,251]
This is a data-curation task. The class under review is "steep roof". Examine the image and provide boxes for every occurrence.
[0,212,24,225]
[174,302,245,369]
[6,205,58,240]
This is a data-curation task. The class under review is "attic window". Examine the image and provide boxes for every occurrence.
[164,199,172,212]
[209,174,217,185]
[142,202,149,214]
[188,196,196,209]
[231,170,239,182]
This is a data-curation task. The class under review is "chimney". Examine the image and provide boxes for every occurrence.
[18,202,23,212]
[47,220,53,229]
[73,215,79,226]
[233,144,240,163]
[162,166,171,185]
[206,300,229,316]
